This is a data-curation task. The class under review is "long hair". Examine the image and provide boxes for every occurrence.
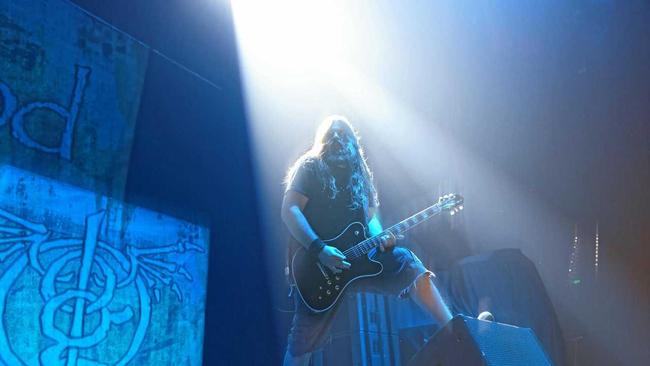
[285,115,378,211]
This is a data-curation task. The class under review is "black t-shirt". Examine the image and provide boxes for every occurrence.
[286,160,369,240]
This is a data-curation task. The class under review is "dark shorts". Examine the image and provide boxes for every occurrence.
[287,246,430,357]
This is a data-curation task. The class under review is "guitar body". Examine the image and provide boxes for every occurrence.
[291,222,383,313]
[290,193,464,313]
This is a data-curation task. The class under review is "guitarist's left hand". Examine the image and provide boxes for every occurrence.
[379,232,404,252]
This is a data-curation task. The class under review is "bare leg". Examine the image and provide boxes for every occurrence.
[283,350,311,366]
[408,273,453,326]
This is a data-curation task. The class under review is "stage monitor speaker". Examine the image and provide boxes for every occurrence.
[408,315,553,366]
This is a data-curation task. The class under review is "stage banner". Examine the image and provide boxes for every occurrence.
[0,165,209,365]
[0,0,148,198]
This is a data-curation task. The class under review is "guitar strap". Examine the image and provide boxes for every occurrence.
[285,236,298,287]
[363,199,371,234]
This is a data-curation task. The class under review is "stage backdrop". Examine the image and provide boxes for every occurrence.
[0,0,148,198]
[0,0,210,365]
[0,166,209,365]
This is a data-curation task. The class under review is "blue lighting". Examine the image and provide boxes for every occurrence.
[0,165,209,364]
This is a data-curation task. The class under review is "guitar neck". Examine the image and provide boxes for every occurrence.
[343,203,444,259]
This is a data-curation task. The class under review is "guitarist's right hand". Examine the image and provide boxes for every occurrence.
[318,245,351,274]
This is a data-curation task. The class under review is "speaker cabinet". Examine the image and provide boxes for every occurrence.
[408,315,553,366]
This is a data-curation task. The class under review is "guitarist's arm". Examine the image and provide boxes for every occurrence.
[281,191,318,248]
[367,207,382,235]
[367,206,399,251]
[282,191,351,273]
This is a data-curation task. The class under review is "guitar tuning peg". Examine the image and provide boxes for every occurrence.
[459,205,464,210]
[450,210,455,216]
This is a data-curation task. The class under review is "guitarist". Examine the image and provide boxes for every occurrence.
[282,115,455,366]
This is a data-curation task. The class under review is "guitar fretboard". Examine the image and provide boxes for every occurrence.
[342,204,444,260]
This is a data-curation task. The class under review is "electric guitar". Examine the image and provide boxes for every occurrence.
[291,194,464,313]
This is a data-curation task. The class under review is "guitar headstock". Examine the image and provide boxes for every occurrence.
[437,193,464,215]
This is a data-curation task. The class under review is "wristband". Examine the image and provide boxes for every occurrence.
[308,238,326,258]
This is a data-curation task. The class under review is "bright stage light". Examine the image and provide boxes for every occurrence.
[231,0,348,75]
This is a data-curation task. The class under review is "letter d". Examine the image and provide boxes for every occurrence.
[12,66,91,160]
